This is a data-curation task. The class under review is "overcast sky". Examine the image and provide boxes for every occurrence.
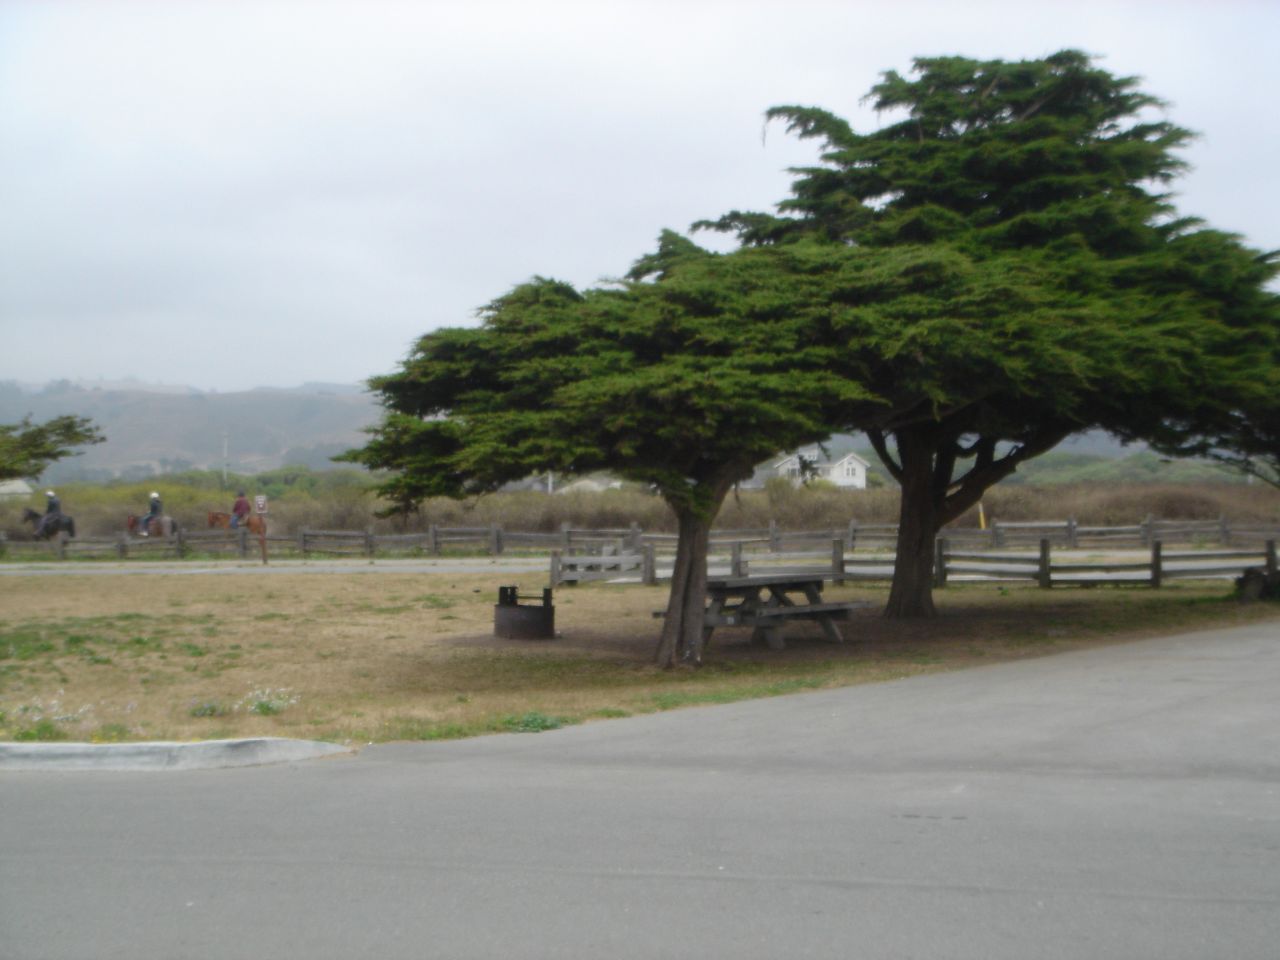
[2,0,1276,393]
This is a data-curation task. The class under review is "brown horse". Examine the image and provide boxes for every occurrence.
[208,511,268,564]
[127,514,178,538]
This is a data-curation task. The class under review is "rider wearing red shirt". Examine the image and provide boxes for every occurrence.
[231,491,251,529]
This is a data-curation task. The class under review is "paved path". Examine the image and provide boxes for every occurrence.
[3,621,1278,959]
[0,556,549,577]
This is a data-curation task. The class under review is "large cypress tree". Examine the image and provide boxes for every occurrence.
[346,233,866,667]
[701,50,1280,616]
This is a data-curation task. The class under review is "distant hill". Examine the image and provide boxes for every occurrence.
[3,380,1233,487]
[0,380,381,482]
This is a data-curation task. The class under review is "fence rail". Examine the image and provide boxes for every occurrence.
[548,536,1277,589]
[932,538,1277,589]
[4,514,1279,572]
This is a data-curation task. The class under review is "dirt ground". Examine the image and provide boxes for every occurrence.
[3,571,1277,744]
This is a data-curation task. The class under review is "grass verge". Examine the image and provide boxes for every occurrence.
[1,571,1277,744]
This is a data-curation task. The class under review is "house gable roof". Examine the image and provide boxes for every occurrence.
[772,447,869,470]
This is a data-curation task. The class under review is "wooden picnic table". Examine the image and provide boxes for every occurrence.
[702,573,869,650]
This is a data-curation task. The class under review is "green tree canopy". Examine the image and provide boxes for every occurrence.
[347,233,868,666]
[0,415,104,482]
[700,50,1280,615]
[351,48,1279,654]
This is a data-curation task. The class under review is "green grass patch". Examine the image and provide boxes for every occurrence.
[647,676,828,710]
[92,723,132,742]
[591,707,630,719]
[415,594,457,609]
[372,717,472,741]
[502,711,568,733]
[0,629,57,660]
[189,700,229,718]
[12,718,68,742]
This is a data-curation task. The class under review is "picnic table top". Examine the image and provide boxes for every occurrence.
[706,572,830,590]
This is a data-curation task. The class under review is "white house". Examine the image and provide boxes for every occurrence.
[555,475,624,495]
[771,448,870,489]
[0,479,34,501]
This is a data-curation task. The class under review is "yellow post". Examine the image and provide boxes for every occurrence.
[978,502,987,531]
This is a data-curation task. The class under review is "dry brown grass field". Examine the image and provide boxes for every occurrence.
[3,570,1277,745]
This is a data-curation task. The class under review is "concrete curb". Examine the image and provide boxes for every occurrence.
[0,737,354,771]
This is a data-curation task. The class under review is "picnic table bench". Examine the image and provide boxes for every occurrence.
[703,573,869,650]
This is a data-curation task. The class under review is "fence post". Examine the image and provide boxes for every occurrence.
[1219,515,1230,546]
[642,543,656,586]
[832,538,845,585]
[628,522,642,551]
[176,526,188,558]
[56,531,67,560]
[1067,516,1078,549]
[933,537,948,588]
[1038,538,1052,589]
[730,541,745,578]
[428,524,440,555]
[116,535,128,559]
[560,522,572,550]
[1265,540,1276,577]
[298,529,309,557]
[365,526,376,557]
[549,550,562,587]
[846,519,857,552]
[769,519,781,552]
[0,532,5,558]
[237,526,248,558]
[991,521,1004,548]
[1151,540,1163,588]
[1141,514,1154,547]
[488,524,502,556]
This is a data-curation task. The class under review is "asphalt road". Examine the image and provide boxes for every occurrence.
[3,620,1278,959]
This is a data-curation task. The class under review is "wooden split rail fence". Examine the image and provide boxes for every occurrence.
[934,538,1278,588]
[550,535,1279,590]
[3,515,1278,571]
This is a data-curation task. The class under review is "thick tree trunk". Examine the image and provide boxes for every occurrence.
[872,421,1073,620]
[885,429,941,619]
[654,508,714,668]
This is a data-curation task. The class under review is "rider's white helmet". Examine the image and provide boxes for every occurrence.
[46,490,55,497]
[150,491,159,499]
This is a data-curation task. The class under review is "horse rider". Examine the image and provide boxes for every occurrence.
[231,490,251,529]
[141,491,162,536]
[37,490,62,537]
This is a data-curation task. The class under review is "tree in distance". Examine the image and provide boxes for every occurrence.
[0,415,104,482]
[699,50,1280,617]
[345,234,867,667]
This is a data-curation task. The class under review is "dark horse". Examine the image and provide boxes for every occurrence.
[22,507,76,539]
[208,511,268,564]
[127,514,178,538]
